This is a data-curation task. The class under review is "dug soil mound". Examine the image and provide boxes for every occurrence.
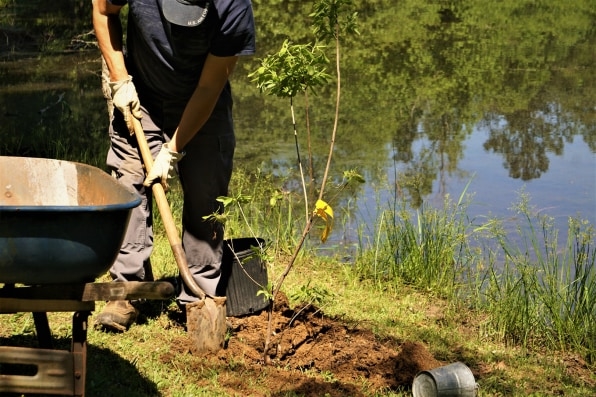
[168,293,444,396]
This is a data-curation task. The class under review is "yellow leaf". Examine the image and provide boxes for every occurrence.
[313,199,333,242]
[314,199,333,220]
[320,222,332,243]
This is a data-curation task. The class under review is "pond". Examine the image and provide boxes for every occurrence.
[1,1,594,253]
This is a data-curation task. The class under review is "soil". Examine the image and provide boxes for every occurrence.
[164,293,444,396]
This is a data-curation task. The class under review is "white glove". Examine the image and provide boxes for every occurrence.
[143,143,185,189]
[109,76,142,134]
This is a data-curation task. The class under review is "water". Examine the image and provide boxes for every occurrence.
[236,1,596,251]
[446,127,595,225]
[323,125,596,253]
[1,1,594,254]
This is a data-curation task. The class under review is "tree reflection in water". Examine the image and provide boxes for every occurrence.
[1,0,594,224]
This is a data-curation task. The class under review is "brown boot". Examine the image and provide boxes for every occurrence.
[95,300,139,332]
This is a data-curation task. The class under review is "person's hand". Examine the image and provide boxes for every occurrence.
[109,76,142,134]
[143,143,185,189]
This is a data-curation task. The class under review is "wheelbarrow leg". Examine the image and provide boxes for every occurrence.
[32,312,53,349]
[72,311,90,397]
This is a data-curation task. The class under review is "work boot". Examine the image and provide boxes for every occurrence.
[95,300,139,332]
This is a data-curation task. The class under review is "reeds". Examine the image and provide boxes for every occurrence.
[353,188,595,363]
[356,186,477,297]
[480,193,595,362]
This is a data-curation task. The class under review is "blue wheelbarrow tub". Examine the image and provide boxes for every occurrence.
[0,156,141,284]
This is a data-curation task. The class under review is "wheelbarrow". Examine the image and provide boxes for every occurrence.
[0,156,175,397]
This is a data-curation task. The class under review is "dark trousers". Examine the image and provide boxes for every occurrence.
[106,104,235,303]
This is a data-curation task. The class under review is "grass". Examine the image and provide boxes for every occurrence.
[2,262,594,396]
[350,180,595,366]
[478,192,596,363]
[0,171,595,396]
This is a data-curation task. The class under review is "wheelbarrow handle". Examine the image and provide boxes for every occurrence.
[131,117,206,300]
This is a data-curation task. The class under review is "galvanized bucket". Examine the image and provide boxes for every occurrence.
[412,362,478,397]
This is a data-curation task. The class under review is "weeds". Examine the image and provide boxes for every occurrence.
[356,185,476,297]
[479,191,596,363]
[355,185,595,364]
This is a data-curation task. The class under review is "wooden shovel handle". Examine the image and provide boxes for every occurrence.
[132,117,206,300]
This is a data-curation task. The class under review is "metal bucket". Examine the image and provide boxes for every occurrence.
[217,238,268,317]
[412,362,478,397]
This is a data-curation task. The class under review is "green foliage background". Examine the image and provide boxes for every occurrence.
[0,0,594,204]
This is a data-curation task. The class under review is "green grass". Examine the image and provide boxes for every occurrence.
[347,180,595,367]
[1,171,595,396]
[478,192,596,363]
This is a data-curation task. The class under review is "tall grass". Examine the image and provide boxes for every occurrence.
[480,193,596,363]
[225,168,300,252]
[355,188,478,297]
[353,187,595,364]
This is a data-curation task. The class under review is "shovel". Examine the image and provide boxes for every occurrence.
[131,117,227,354]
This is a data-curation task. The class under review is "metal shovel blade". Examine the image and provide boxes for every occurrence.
[186,296,227,353]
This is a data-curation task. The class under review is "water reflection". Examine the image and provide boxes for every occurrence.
[361,2,596,207]
[1,1,594,237]
[241,0,596,240]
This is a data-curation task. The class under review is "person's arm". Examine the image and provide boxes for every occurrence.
[169,54,239,153]
[92,0,128,81]
[143,54,238,187]
[93,0,141,134]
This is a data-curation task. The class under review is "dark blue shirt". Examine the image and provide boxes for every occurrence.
[108,0,255,128]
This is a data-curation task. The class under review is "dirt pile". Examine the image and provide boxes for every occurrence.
[168,293,443,395]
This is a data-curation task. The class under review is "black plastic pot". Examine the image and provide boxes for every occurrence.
[217,238,269,317]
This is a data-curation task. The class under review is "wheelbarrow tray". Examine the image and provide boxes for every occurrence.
[0,156,141,285]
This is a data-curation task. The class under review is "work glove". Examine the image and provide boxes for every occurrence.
[109,76,142,135]
[143,143,185,190]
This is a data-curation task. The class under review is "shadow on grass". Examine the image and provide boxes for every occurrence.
[86,344,160,397]
[0,332,160,397]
